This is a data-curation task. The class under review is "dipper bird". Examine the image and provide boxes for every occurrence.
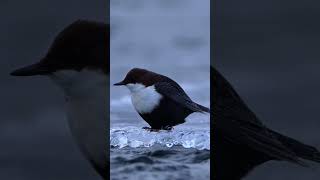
[11,20,109,179]
[114,68,210,130]
[212,67,320,180]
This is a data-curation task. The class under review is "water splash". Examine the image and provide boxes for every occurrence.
[110,126,210,150]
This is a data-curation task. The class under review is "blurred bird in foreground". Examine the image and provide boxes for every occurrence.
[212,67,320,180]
[11,20,109,179]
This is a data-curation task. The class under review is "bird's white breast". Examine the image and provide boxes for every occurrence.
[126,83,162,114]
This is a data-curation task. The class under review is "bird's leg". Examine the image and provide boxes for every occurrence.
[163,125,174,131]
[142,127,160,132]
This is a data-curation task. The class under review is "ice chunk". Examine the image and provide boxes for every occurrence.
[110,126,210,150]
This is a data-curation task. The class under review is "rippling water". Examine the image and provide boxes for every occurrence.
[110,0,210,179]
[111,146,210,180]
[110,127,210,180]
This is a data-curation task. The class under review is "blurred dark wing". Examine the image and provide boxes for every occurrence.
[154,81,209,113]
[212,67,301,162]
[212,67,306,179]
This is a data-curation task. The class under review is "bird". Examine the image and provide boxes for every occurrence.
[114,68,210,130]
[212,66,320,180]
[10,20,109,179]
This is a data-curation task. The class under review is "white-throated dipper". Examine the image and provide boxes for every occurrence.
[114,68,210,130]
[212,67,320,180]
[10,20,109,179]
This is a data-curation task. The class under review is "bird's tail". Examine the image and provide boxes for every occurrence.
[196,103,210,113]
[270,129,320,163]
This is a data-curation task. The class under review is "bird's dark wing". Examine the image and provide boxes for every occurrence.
[154,80,209,113]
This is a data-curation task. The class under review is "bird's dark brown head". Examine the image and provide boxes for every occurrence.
[10,20,109,77]
[114,68,156,86]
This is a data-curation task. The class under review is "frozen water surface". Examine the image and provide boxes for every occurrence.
[110,126,210,150]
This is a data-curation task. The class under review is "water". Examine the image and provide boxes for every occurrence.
[110,146,210,180]
[110,127,210,180]
[110,1,210,179]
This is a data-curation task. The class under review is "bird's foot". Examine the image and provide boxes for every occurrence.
[142,126,174,132]
[163,126,174,131]
[142,127,160,132]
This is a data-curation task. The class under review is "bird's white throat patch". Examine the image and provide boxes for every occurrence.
[126,83,162,114]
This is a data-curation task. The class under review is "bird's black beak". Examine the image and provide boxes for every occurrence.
[114,81,126,86]
[10,62,51,76]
